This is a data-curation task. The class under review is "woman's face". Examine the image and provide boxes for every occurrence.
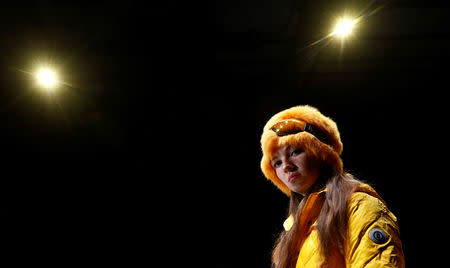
[271,145,321,195]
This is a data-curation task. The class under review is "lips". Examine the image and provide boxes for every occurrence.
[288,174,300,183]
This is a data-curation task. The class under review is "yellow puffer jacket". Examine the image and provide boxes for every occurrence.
[283,185,404,267]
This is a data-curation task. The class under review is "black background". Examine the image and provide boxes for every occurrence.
[1,0,448,266]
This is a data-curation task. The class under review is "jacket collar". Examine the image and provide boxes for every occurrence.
[283,184,382,231]
[283,189,327,231]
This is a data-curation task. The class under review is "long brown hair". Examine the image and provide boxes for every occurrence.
[271,165,362,268]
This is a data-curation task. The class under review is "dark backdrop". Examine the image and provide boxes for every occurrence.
[1,0,448,267]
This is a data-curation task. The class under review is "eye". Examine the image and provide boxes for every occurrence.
[291,149,303,156]
[273,160,282,168]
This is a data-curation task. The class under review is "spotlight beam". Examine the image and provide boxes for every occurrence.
[37,69,57,88]
[297,3,386,53]
[332,18,356,38]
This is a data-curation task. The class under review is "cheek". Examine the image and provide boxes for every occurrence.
[275,168,284,180]
[298,155,319,174]
[305,158,320,177]
[294,155,309,170]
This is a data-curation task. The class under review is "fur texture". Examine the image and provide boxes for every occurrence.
[260,105,343,196]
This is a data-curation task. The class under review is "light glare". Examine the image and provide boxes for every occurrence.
[334,18,355,37]
[37,69,57,88]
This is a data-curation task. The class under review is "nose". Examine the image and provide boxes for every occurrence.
[282,161,296,173]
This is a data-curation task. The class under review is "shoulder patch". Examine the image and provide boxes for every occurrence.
[369,228,388,244]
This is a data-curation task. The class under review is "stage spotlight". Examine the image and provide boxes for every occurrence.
[36,68,58,90]
[333,18,356,38]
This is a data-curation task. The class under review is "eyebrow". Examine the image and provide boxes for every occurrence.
[271,157,279,164]
[271,146,291,163]
[279,145,292,155]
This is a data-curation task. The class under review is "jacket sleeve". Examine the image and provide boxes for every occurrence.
[345,192,405,268]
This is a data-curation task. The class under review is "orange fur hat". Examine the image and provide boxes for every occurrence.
[260,105,343,196]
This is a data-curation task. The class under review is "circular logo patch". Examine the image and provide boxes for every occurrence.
[369,228,388,244]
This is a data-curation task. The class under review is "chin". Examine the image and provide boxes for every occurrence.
[290,187,307,195]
